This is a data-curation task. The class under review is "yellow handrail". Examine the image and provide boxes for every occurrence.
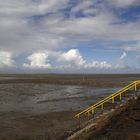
[75,80,140,119]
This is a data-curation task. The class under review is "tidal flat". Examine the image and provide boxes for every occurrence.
[0,74,140,140]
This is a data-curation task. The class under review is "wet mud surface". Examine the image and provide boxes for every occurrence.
[0,74,139,140]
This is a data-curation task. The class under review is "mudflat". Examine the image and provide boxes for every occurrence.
[0,74,140,140]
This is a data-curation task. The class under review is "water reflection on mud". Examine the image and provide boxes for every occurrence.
[0,83,119,114]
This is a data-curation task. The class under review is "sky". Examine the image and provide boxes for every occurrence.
[0,0,140,73]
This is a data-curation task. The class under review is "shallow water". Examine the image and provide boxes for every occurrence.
[0,83,120,114]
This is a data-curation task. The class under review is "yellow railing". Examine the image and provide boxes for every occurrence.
[75,80,140,119]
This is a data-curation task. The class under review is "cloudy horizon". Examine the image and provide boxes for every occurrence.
[0,0,140,73]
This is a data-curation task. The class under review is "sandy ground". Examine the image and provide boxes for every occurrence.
[0,74,139,140]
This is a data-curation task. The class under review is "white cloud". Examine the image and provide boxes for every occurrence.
[70,0,98,17]
[23,49,114,70]
[0,51,16,69]
[122,41,140,51]
[0,0,139,72]
[86,61,112,69]
[23,52,51,69]
[0,0,140,55]
[0,0,69,53]
[120,52,127,60]
[0,0,68,17]
[22,49,136,72]
[58,49,86,68]
[116,52,127,69]
[48,11,140,42]
[108,0,140,8]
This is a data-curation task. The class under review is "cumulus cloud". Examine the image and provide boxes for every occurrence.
[23,52,51,69]
[0,51,16,69]
[56,49,113,69]
[58,49,86,68]
[23,49,114,70]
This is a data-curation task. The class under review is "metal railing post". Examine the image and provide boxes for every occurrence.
[112,97,114,103]
[101,104,104,110]
[92,108,94,118]
[135,81,137,91]
[120,93,122,101]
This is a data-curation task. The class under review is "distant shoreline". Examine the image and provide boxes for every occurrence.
[0,74,140,88]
